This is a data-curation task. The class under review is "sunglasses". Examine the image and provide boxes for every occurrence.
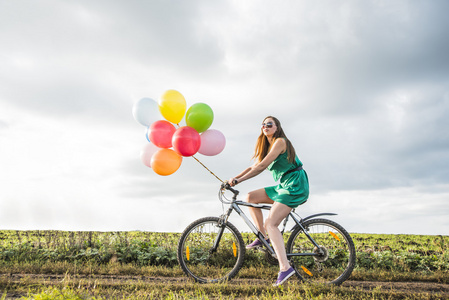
[261,122,274,128]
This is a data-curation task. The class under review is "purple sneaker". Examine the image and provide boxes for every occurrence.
[273,267,295,286]
[246,238,270,249]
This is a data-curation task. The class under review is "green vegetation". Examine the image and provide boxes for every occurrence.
[1,231,448,273]
[0,231,180,267]
[0,230,448,299]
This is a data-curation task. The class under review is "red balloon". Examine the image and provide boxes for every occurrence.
[172,126,201,157]
[148,120,176,148]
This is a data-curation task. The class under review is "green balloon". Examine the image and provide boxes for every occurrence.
[185,103,214,133]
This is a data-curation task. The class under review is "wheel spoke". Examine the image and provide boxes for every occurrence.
[287,219,355,285]
[177,217,245,283]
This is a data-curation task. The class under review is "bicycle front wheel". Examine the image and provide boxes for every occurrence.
[177,217,245,283]
[286,218,355,285]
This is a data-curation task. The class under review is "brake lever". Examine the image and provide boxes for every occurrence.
[222,182,239,196]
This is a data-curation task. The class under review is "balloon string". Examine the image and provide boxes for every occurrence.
[191,155,224,183]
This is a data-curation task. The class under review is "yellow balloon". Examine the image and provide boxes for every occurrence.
[158,90,186,124]
[151,148,182,176]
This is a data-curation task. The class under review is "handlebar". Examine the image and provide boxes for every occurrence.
[220,182,239,203]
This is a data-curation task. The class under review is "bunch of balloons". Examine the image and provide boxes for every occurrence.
[133,90,226,176]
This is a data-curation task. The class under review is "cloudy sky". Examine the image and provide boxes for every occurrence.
[1,0,448,235]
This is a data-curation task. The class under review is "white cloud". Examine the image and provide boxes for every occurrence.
[0,0,448,234]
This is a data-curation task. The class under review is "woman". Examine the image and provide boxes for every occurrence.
[228,116,309,286]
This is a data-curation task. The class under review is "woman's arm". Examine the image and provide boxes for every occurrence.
[232,167,252,180]
[228,166,253,186]
[229,139,286,186]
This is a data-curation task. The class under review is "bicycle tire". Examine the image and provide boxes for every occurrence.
[286,218,356,285]
[177,217,246,283]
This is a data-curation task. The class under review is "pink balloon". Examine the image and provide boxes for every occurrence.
[172,126,201,157]
[148,120,176,148]
[140,143,160,168]
[198,129,226,156]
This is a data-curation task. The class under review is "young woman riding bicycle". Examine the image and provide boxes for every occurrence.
[228,116,309,286]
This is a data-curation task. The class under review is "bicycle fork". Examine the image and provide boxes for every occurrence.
[210,202,236,253]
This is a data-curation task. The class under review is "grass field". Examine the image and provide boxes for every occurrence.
[0,230,448,299]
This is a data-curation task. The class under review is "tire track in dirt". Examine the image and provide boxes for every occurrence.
[2,274,449,297]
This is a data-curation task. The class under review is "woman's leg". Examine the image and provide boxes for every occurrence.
[265,202,292,271]
[246,188,274,239]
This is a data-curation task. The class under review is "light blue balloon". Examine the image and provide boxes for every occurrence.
[132,97,161,127]
[145,126,151,143]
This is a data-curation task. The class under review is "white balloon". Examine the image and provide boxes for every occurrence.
[140,143,160,168]
[132,97,161,127]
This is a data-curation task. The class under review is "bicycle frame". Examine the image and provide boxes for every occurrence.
[215,184,337,259]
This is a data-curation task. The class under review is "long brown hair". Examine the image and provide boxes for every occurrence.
[253,116,296,164]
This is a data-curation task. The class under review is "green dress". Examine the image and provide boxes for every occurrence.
[264,151,309,208]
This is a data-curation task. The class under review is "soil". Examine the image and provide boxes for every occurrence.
[343,280,449,296]
[2,273,449,298]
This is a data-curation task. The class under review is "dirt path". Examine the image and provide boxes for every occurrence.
[2,274,449,298]
[343,280,449,296]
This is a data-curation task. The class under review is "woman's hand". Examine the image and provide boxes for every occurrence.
[228,178,238,186]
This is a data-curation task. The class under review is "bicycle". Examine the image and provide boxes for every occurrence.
[177,182,356,285]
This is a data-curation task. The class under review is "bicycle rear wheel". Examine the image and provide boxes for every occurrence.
[286,218,355,285]
[177,217,245,283]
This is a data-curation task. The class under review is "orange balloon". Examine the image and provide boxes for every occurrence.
[150,148,182,176]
